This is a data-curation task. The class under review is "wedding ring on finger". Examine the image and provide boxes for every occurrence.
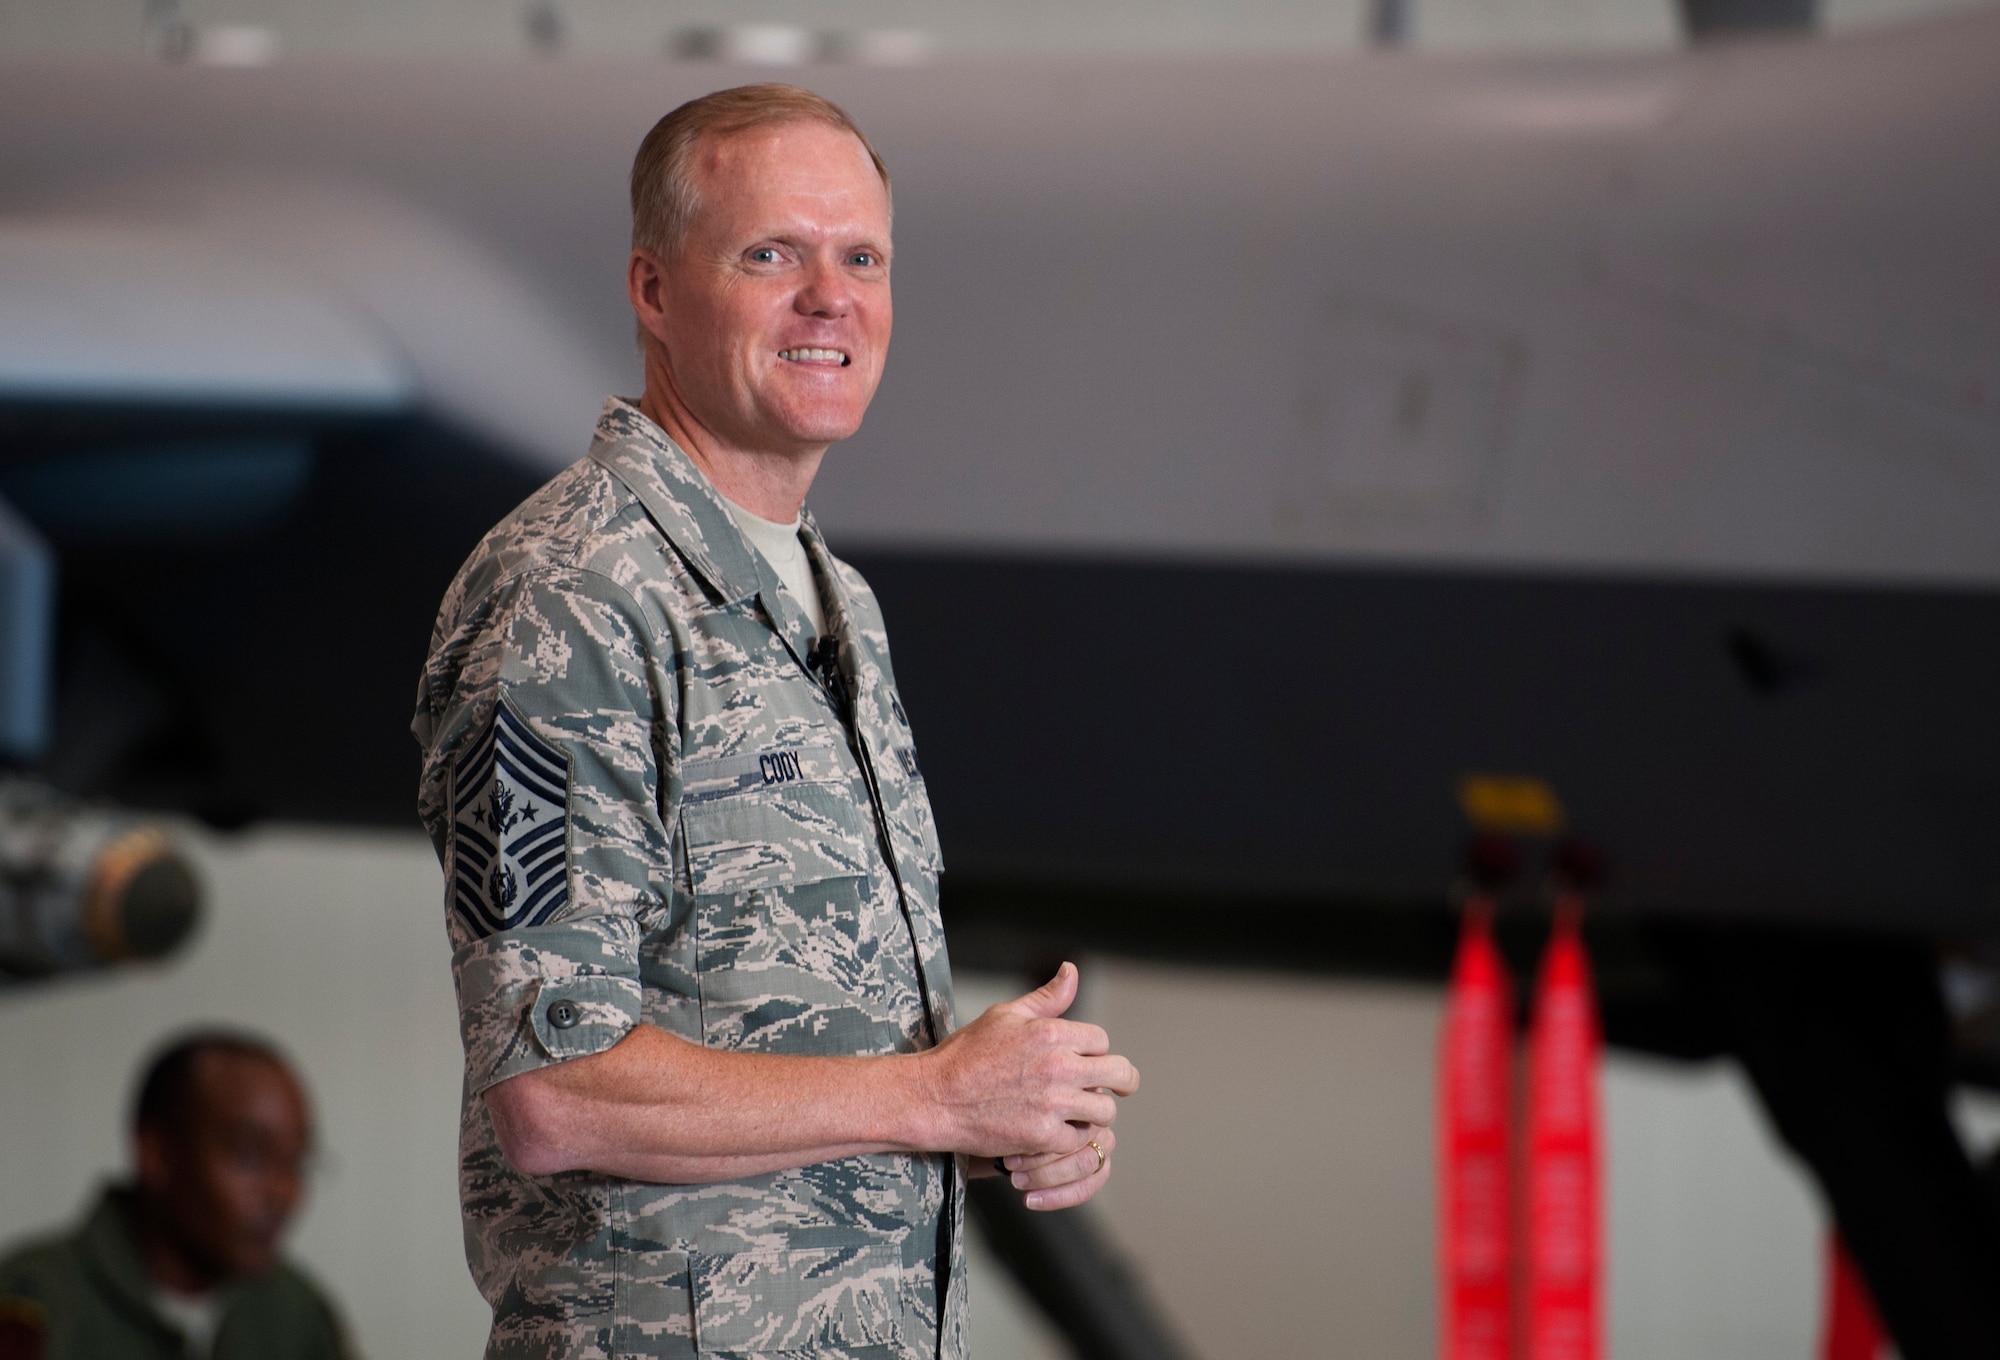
[1087,1139,1106,1174]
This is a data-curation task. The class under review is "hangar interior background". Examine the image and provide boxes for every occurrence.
[4,0,1999,1355]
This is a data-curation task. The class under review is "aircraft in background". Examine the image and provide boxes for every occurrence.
[2,3,1998,1354]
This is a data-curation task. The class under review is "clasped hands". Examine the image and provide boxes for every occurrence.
[920,961,1139,1211]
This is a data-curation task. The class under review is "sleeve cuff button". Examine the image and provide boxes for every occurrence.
[547,999,581,1030]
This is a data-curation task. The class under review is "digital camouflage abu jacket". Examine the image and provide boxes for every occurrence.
[413,398,965,1360]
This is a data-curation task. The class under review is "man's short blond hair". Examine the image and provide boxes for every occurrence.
[630,84,891,257]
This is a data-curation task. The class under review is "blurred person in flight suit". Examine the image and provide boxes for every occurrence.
[0,1032,350,1360]
[412,83,1138,1360]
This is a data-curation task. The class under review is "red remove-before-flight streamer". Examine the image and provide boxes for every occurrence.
[1440,899,1515,1360]
[1524,900,1601,1360]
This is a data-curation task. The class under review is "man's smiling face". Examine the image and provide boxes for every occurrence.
[651,119,892,459]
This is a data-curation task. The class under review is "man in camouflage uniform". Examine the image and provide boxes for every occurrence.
[413,85,1139,1359]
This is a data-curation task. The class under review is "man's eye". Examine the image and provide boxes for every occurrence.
[848,252,878,267]
[748,248,781,264]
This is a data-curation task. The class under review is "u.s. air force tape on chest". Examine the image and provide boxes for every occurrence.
[450,699,571,938]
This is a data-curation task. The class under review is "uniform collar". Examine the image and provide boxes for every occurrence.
[78,1184,227,1340]
[799,510,858,651]
[586,397,764,609]
[587,397,863,676]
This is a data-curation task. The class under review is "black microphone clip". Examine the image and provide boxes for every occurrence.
[809,635,842,689]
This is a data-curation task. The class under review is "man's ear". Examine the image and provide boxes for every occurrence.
[627,247,672,346]
[134,1125,173,1196]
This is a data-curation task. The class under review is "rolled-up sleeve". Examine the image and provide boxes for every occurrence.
[453,919,644,1093]
[424,566,673,1094]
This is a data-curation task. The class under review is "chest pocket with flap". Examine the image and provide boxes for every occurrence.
[680,766,897,1054]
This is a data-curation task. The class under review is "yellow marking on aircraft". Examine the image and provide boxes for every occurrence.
[1457,773,1565,835]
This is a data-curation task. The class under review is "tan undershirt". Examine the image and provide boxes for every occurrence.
[721,497,827,640]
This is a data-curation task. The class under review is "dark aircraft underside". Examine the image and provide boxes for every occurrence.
[14,400,2000,930]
